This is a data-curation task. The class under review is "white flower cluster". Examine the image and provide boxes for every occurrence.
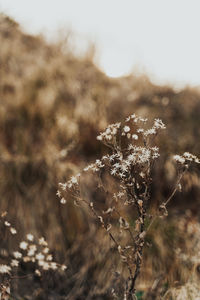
[0,234,67,276]
[173,152,200,165]
[58,114,164,200]
[83,159,104,172]
[59,173,80,191]
[17,235,65,273]
[97,114,166,142]
[143,119,166,136]
[97,122,121,142]
[57,173,81,203]
[1,211,17,235]
[125,114,147,123]
[153,118,166,130]
[57,161,105,204]
[100,146,160,181]
[0,264,11,274]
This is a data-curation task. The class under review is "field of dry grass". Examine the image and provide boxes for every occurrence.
[0,14,200,299]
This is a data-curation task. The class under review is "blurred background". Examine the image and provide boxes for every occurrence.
[0,1,200,299]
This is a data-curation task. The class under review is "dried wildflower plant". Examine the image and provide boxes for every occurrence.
[0,211,66,297]
[57,113,199,299]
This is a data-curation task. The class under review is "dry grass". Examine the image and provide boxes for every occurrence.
[0,13,200,299]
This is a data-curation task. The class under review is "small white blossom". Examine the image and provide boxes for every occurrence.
[10,227,17,234]
[36,253,45,261]
[13,251,22,259]
[23,256,31,262]
[28,249,35,256]
[144,128,156,136]
[132,134,138,140]
[58,183,67,191]
[113,162,120,168]
[38,237,48,246]
[60,198,66,204]
[97,135,102,141]
[0,264,11,274]
[11,259,19,267]
[173,155,185,164]
[27,234,34,241]
[71,176,78,184]
[110,168,117,175]
[4,221,10,227]
[153,118,166,129]
[50,262,57,270]
[29,244,37,251]
[56,190,61,198]
[42,262,50,270]
[20,241,28,250]
[46,254,53,261]
[61,264,67,271]
[43,247,49,254]
[35,269,41,276]
[124,126,130,133]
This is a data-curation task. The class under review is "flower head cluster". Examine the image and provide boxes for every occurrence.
[97,122,121,143]
[100,146,160,183]
[58,113,164,204]
[56,113,200,297]
[125,114,147,123]
[173,152,200,165]
[0,214,66,276]
[10,234,67,275]
[83,159,105,172]
[143,118,166,136]
[57,173,81,204]
[0,264,11,274]
[59,173,80,191]
[1,211,17,235]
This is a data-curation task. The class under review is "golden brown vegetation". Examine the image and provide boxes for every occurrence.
[0,14,200,299]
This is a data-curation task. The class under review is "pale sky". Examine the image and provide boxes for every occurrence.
[1,0,200,87]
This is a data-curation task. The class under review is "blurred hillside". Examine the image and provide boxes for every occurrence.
[0,14,200,299]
